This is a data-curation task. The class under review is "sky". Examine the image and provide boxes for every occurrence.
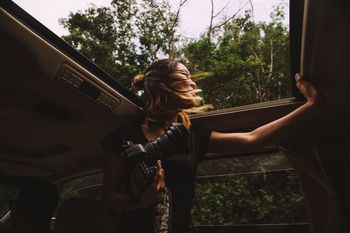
[12,0,289,38]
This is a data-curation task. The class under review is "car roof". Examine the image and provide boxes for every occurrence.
[0,1,144,181]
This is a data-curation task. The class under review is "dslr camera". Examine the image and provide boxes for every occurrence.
[120,123,189,189]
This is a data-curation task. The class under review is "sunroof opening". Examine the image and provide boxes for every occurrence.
[13,0,291,112]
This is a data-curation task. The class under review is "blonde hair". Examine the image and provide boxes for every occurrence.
[132,59,202,129]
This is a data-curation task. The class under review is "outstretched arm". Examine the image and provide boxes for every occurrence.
[207,74,322,153]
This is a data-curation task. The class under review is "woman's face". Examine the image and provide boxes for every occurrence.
[168,63,196,95]
[166,63,198,109]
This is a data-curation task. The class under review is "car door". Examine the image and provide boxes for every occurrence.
[189,0,350,232]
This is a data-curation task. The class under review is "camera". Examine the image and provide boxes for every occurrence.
[121,123,189,189]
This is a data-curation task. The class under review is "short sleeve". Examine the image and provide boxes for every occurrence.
[101,124,137,154]
[190,127,212,162]
[101,129,123,154]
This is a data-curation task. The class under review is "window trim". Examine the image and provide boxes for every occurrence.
[290,0,305,100]
[191,98,304,131]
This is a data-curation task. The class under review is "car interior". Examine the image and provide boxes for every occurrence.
[1,0,350,232]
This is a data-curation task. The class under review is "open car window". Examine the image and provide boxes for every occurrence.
[193,151,307,227]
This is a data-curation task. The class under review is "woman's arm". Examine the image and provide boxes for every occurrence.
[207,74,322,153]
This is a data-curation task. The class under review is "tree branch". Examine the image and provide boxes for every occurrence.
[211,0,250,31]
[213,0,231,18]
[169,0,188,33]
[268,40,274,78]
[167,0,188,58]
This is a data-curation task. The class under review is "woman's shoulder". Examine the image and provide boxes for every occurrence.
[101,123,142,152]
[188,126,212,161]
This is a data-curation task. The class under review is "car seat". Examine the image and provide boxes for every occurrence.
[55,198,109,233]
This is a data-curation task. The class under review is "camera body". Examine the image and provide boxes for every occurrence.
[120,123,189,189]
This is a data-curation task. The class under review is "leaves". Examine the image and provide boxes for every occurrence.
[193,170,307,225]
[182,6,291,109]
[60,0,185,87]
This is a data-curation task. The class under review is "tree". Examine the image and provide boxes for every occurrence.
[60,1,138,86]
[60,0,187,87]
[136,0,188,64]
[181,3,291,110]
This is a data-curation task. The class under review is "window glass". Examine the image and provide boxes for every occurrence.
[50,174,102,230]
[13,0,291,111]
[193,152,307,225]
[58,173,103,202]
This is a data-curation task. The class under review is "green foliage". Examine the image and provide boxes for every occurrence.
[182,37,215,72]
[182,5,291,109]
[60,0,184,87]
[192,153,307,225]
[60,1,291,109]
[60,2,138,86]
[60,0,291,109]
[136,0,169,65]
[192,171,307,225]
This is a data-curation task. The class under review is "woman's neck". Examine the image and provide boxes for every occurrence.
[143,114,178,128]
[142,114,178,140]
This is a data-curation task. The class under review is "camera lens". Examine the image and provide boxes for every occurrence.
[144,123,189,161]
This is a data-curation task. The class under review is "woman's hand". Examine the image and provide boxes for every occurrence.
[138,160,165,208]
[295,73,321,104]
[153,160,166,190]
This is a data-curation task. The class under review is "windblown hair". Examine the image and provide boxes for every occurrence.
[132,59,202,129]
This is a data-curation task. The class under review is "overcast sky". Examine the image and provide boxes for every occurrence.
[12,0,288,38]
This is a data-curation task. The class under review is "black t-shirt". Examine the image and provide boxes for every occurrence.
[101,124,211,233]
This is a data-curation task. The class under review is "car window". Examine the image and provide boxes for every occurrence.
[13,0,292,112]
[193,151,307,226]
[58,173,103,202]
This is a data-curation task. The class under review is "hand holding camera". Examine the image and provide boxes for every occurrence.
[138,160,165,208]
[120,123,189,190]
[123,160,165,211]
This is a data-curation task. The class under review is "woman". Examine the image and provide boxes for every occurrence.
[102,59,320,233]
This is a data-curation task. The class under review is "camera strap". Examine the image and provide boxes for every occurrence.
[153,187,172,233]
